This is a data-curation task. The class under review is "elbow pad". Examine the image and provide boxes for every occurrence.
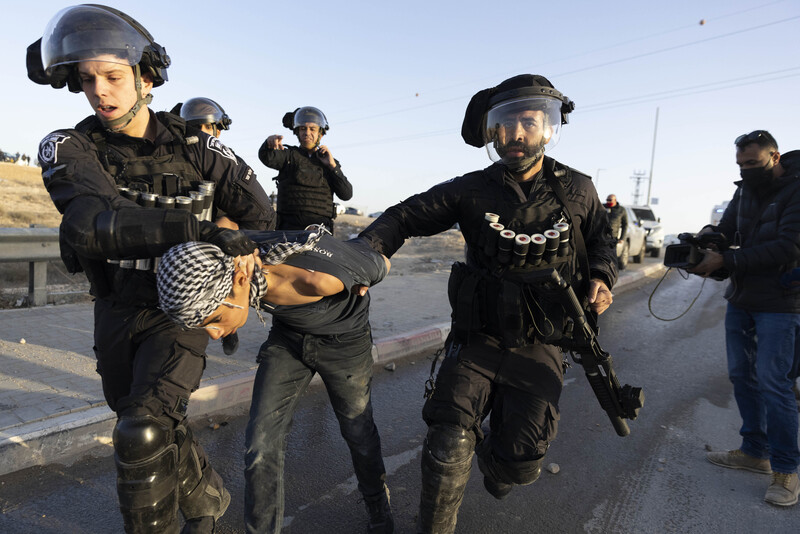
[96,208,199,259]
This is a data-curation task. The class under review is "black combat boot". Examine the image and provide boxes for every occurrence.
[221,332,239,355]
[364,485,394,533]
[181,516,215,534]
[476,440,512,500]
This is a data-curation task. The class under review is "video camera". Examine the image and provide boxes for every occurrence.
[663,232,730,281]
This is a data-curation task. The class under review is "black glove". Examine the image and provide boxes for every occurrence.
[199,221,258,256]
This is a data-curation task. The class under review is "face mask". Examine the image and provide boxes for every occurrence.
[740,164,774,187]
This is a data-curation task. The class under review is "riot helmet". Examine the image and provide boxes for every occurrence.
[462,75,574,173]
[179,97,232,136]
[282,106,330,133]
[29,4,170,131]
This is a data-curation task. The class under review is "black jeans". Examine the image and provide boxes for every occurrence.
[244,324,386,533]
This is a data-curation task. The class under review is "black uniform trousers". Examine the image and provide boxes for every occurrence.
[93,298,212,467]
[423,333,563,484]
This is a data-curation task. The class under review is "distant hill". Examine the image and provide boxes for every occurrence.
[0,162,61,228]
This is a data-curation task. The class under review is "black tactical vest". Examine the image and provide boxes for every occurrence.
[76,114,205,197]
[450,168,586,349]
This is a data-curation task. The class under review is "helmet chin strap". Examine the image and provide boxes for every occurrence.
[100,64,153,132]
[504,147,545,175]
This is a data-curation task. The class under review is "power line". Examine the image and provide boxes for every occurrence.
[581,67,800,111]
[553,15,800,79]
[331,1,792,115]
[335,14,800,126]
[337,67,800,149]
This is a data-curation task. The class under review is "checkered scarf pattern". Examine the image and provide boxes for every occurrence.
[157,229,323,329]
[258,227,325,265]
[157,242,237,328]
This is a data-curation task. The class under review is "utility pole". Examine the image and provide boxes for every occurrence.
[646,107,659,206]
[631,170,648,205]
[595,168,605,187]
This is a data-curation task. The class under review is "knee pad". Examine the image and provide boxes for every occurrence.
[112,415,179,533]
[426,424,475,464]
[113,414,174,463]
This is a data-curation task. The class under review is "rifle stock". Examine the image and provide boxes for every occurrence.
[526,269,644,437]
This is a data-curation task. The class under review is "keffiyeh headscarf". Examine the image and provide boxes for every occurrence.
[157,242,267,328]
[157,229,325,329]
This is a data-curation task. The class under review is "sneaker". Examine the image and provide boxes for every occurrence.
[706,449,772,474]
[765,472,800,507]
[364,485,394,534]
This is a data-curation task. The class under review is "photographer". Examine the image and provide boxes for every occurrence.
[690,130,800,507]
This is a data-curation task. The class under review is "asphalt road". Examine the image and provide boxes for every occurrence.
[1,268,798,533]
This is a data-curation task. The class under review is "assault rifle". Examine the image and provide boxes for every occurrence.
[526,269,644,437]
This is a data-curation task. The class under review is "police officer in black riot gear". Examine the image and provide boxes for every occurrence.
[172,97,232,139]
[171,96,241,356]
[359,74,618,533]
[27,5,275,533]
[259,106,353,232]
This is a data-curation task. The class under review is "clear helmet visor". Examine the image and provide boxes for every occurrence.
[483,97,564,168]
[41,5,150,73]
[293,106,328,130]
[181,97,229,129]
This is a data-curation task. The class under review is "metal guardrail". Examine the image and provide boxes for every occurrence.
[0,227,61,306]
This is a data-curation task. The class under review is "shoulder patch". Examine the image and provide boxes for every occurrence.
[206,136,237,163]
[240,166,254,184]
[39,133,71,166]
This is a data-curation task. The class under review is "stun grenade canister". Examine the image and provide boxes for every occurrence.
[483,222,504,257]
[512,234,530,268]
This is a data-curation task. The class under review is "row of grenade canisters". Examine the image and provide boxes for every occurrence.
[479,212,571,269]
[110,181,216,271]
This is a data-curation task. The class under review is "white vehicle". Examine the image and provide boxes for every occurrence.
[631,205,665,258]
[614,205,647,270]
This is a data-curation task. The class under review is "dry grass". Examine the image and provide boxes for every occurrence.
[0,162,62,228]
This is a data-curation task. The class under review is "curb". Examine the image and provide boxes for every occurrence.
[0,264,663,476]
[0,322,454,476]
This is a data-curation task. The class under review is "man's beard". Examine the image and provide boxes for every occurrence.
[497,139,546,174]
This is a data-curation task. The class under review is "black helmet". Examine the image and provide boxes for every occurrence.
[178,97,232,130]
[27,4,170,93]
[282,106,330,133]
[461,74,574,148]
[461,74,575,172]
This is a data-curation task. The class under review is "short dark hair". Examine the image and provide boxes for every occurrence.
[734,130,778,152]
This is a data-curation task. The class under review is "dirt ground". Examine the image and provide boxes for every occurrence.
[334,214,465,277]
[0,164,465,307]
[0,162,61,228]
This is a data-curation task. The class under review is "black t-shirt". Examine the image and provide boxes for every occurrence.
[245,231,387,335]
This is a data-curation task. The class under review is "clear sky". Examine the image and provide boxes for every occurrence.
[2,0,798,235]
